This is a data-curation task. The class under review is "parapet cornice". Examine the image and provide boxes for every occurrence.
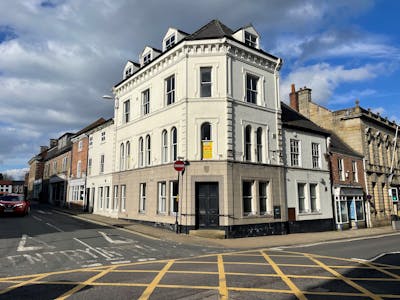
[114,38,280,96]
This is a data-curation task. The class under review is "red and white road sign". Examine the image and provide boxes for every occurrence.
[174,160,185,172]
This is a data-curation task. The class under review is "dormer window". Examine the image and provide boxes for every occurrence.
[125,68,132,77]
[165,34,175,50]
[143,52,151,65]
[245,31,257,48]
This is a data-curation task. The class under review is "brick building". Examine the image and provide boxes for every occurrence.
[290,84,399,227]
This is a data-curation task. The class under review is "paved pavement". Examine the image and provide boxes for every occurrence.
[52,206,398,250]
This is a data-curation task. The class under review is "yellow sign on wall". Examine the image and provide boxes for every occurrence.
[202,141,213,159]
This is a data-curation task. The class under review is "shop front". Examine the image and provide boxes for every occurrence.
[334,187,366,230]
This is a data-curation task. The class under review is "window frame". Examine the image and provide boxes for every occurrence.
[171,127,177,162]
[158,181,167,214]
[297,182,306,213]
[245,125,252,161]
[120,184,126,211]
[145,135,151,166]
[139,137,144,167]
[246,73,259,104]
[309,183,318,213]
[170,181,178,215]
[142,89,150,115]
[338,158,345,181]
[100,154,105,173]
[139,183,146,213]
[290,139,301,167]
[200,67,212,97]
[352,161,358,182]
[165,75,175,105]
[113,185,119,211]
[311,143,321,169]
[242,181,253,216]
[123,99,130,123]
[165,34,176,50]
[162,130,168,163]
[244,31,257,47]
[259,181,271,215]
[143,52,151,65]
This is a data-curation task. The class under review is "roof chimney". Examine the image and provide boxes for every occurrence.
[50,139,58,148]
[40,146,48,153]
[289,84,299,111]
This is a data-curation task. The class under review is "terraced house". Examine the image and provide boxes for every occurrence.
[108,20,286,237]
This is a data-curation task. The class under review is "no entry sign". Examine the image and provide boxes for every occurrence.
[174,160,185,172]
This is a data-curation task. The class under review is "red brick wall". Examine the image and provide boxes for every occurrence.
[71,138,88,178]
[330,152,365,189]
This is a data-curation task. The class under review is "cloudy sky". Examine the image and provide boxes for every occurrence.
[1,0,399,179]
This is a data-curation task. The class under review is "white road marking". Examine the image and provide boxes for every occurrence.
[32,215,43,222]
[52,209,160,240]
[73,238,112,259]
[37,210,52,215]
[366,251,400,262]
[17,234,55,252]
[111,260,131,264]
[81,263,103,268]
[137,258,156,262]
[46,222,64,232]
[98,231,134,244]
[268,231,400,250]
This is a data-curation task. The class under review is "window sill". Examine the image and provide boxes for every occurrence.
[298,211,322,216]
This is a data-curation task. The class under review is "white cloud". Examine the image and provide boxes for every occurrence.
[281,63,384,104]
[1,168,29,180]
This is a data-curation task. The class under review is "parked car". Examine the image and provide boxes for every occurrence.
[0,194,30,216]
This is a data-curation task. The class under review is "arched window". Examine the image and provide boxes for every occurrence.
[256,127,262,163]
[201,122,212,159]
[201,122,211,141]
[162,130,168,163]
[139,137,144,167]
[171,127,177,161]
[126,141,131,169]
[245,125,252,161]
[120,143,125,171]
[145,135,151,166]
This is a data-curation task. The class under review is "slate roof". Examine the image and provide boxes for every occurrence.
[187,19,234,40]
[74,118,106,137]
[281,102,330,136]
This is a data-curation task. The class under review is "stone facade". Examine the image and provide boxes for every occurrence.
[294,85,399,227]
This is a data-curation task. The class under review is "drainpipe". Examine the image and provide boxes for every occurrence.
[363,158,371,228]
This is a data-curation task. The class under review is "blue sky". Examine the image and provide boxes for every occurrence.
[0,0,399,179]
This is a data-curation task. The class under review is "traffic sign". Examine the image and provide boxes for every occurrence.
[174,160,185,172]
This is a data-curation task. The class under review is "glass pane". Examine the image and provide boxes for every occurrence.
[201,84,211,97]
[340,201,348,222]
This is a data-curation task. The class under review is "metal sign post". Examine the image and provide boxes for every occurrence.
[173,160,185,234]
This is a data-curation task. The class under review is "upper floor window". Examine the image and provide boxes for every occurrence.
[143,52,151,65]
[125,67,132,77]
[89,136,93,147]
[256,127,262,163]
[338,158,345,181]
[200,67,212,97]
[145,135,151,166]
[62,157,67,172]
[352,161,358,182]
[165,34,175,50]
[201,122,212,160]
[142,89,150,115]
[126,141,131,169]
[53,161,57,174]
[162,130,168,163]
[101,131,106,142]
[123,100,130,123]
[100,154,105,173]
[171,127,177,161]
[139,137,144,167]
[245,125,252,161]
[244,31,257,47]
[120,143,125,171]
[78,140,83,152]
[312,143,320,169]
[290,139,300,166]
[246,74,258,104]
[165,75,175,105]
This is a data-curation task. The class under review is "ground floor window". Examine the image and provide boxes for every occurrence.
[139,183,146,213]
[158,182,166,214]
[242,181,253,215]
[297,182,320,214]
[113,185,119,211]
[121,185,126,211]
[335,195,365,224]
[98,187,103,209]
[170,181,178,214]
[259,181,271,215]
[105,186,110,209]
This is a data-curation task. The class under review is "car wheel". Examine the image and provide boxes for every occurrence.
[25,206,31,216]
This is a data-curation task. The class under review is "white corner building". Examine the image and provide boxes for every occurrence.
[108,20,286,237]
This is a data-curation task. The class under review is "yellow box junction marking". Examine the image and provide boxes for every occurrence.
[218,254,228,300]
[260,250,307,300]
[138,260,174,300]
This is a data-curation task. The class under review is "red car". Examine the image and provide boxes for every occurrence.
[0,194,30,216]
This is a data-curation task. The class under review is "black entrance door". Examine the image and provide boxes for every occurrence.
[196,182,219,228]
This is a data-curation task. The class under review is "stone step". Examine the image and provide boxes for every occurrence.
[189,229,226,239]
